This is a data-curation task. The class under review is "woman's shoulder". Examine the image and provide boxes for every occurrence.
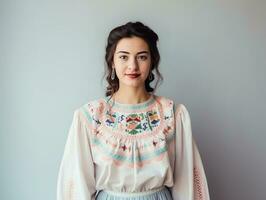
[70,97,105,119]
[155,95,187,112]
[80,97,106,112]
[155,94,174,105]
[157,96,190,124]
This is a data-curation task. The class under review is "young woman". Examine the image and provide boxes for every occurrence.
[57,21,210,200]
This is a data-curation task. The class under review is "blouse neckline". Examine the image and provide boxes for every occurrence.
[103,94,156,111]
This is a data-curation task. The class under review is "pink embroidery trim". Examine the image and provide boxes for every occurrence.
[91,133,175,156]
[194,167,204,200]
[91,142,167,168]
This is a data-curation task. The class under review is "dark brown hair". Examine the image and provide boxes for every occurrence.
[102,21,163,97]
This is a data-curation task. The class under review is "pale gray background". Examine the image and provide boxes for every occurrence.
[1,0,266,200]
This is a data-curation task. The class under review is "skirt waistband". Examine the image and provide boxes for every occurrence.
[102,186,166,197]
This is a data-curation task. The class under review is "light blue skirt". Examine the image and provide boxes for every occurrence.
[96,186,173,200]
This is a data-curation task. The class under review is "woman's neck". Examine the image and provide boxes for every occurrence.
[112,88,151,105]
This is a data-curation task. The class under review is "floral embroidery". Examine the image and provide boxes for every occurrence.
[125,113,143,134]
[147,110,160,126]
[104,109,161,135]
[105,109,116,127]
[82,95,175,168]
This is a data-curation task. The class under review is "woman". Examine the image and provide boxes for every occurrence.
[57,21,210,200]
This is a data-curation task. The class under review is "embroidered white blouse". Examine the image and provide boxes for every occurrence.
[56,94,210,200]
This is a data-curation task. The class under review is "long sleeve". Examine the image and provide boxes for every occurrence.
[169,104,210,200]
[56,109,96,200]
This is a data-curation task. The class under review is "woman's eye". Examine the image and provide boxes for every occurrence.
[119,55,147,61]
[138,55,147,60]
[119,55,128,60]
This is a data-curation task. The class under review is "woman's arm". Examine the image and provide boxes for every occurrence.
[56,109,96,200]
[169,104,210,200]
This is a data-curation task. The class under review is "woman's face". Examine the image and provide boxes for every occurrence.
[112,36,151,90]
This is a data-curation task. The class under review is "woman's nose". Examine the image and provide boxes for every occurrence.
[128,57,139,70]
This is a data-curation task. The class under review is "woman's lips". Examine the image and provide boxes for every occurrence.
[126,74,140,78]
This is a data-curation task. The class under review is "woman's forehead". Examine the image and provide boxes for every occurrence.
[115,37,149,53]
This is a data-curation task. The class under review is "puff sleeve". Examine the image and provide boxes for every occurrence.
[56,109,96,200]
[169,104,210,200]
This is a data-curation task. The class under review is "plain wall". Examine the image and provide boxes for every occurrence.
[1,0,266,199]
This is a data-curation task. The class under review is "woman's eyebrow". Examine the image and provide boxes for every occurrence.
[116,51,149,55]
